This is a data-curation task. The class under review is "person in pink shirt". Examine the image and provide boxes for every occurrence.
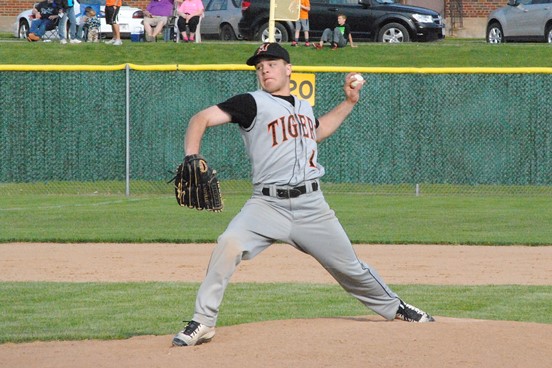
[176,0,204,42]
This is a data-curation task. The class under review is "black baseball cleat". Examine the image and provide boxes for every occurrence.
[172,320,216,346]
[395,300,435,323]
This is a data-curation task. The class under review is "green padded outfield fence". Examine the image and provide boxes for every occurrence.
[1,65,551,196]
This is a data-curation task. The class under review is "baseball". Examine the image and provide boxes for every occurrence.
[350,73,364,88]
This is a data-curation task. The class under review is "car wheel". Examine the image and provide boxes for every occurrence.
[256,22,288,43]
[378,23,409,43]
[546,25,552,43]
[220,24,237,41]
[18,20,29,39]
[487,22,504,44]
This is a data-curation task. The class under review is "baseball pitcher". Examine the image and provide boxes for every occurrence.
[172,43,435,347]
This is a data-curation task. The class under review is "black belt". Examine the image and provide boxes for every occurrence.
[262,182,319,199]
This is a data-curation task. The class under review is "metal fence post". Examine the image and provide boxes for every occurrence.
[125,64,131,197]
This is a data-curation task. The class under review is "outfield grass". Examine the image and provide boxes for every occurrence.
[1,193,551,244]
[0,282,550,343]
[1,36,552,67]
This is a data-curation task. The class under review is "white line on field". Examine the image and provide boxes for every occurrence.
[0,198,153,211]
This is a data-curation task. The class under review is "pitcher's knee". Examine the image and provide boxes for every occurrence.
[216,232,250,259]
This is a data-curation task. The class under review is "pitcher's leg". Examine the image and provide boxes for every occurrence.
[192,234,253,326]
[313,223,399,319]
[291,196,399,320]
[192,197,292,326]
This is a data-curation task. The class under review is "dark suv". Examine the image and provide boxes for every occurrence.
[238,0,445,43]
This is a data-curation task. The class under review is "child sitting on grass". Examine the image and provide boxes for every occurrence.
[314,14,356,50]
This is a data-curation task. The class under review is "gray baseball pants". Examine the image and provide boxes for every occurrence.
[191,187,400,327]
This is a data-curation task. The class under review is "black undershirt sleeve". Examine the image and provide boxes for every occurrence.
[217,93,319,130]
[217,94,257,129]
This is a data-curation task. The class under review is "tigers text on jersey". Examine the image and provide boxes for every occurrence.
[241,90,324,186]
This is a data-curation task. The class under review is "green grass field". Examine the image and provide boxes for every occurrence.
[1,282,550,343]
[1,192,552,245]
[1,36,552,67]
[1,35,550,344]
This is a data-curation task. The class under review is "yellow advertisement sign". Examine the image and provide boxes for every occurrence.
[290,73,316,106]
[274,0,301,21]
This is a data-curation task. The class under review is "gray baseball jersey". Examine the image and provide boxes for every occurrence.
[241,90,323,186]
[190,90,400,327]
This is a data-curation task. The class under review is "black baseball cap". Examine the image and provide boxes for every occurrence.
[246,43,291,66]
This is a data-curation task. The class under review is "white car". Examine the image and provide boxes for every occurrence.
[13,0,144,39]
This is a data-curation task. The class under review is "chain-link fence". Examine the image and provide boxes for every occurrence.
[1,65,551,196]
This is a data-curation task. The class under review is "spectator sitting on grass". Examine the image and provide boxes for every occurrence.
[314,14,356,50]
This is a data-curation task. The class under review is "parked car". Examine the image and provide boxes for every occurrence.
[238,0,445,43]
[13,0,144,40]
[487,0,552,43]
[201,0,242,40]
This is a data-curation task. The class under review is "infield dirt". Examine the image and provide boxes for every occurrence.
[1,243,551,368]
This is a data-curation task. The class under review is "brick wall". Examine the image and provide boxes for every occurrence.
[1,0,508,18]
[122,1,149,10]
[0,1,36,16]
[455,0,505,17]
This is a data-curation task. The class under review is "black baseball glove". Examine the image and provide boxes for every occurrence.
[173,154,223,212]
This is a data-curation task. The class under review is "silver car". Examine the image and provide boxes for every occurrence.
[13,0,144,39]
[487,0,552,43]
[201,0,242,40]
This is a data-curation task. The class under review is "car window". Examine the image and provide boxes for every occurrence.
[206,0,227,11]
[231,0,240,8]
[329,0,358,4]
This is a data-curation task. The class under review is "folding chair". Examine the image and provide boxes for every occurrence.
[41,17,60,41]
[170,0,204,44]
[195,15,203,43]
[163,17,177,41]
[173,14,203,43]
[163,2,178,42]
[28,2,61,41]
